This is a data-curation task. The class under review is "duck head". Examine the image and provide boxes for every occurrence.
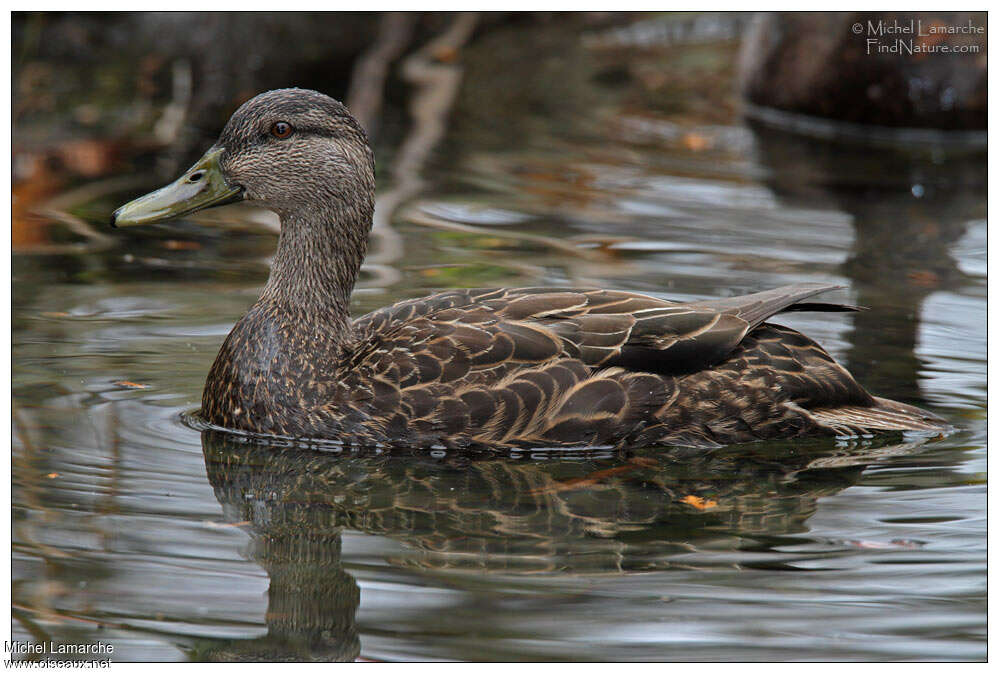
[111,88,375,226]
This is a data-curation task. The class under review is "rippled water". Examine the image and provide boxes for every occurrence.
[12,23,986,662]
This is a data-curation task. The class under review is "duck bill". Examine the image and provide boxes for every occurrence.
[110,147,243,227]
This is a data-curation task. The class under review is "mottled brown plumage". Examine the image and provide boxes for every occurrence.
[117,88,948,449]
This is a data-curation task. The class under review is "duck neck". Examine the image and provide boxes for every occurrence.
[259,203,372,342]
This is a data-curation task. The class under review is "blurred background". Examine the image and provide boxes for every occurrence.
[11,12,986,662]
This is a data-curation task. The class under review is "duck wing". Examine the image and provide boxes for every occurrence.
[506,282,854,374]
[338,283,863,446]
[347,283,853,386]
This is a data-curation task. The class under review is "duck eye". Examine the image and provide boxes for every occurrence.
[270,121,293,139]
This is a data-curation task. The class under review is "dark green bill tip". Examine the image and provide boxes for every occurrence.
[110,147,243,227]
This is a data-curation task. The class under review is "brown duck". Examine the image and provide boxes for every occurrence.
[112,88,947,449]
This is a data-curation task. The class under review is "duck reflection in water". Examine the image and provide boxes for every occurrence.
[747,123,984,405]
[190,429,932,662]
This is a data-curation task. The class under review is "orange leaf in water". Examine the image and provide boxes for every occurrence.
[113,381,148,389]
[681,494,717,510]
[907,270,940,287]
[46,472,59,479]
[433,46,459,63]
[162,239,203,251]
[681,132,711,152]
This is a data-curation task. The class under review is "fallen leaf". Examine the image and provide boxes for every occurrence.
[46,472,59,479]
[433,46,459,63]
[681,132,711,152]
[681,494,717,510]
[907,270,940,287]
[161,239,202,251]
[113,381,147,389]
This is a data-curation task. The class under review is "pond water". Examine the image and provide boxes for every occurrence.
[12,21,986,662]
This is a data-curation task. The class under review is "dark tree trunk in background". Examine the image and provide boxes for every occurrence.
[738,12,986,130]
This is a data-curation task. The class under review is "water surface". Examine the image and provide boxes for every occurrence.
[12,21,986,662]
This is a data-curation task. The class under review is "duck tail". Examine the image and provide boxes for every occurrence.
[698,283,860,331]
[808,397,951,436]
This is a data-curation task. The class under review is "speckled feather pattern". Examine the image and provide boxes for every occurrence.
[202,284,945,449]
[189,89,946,449]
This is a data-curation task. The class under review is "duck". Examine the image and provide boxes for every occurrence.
[111,88,947,449]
